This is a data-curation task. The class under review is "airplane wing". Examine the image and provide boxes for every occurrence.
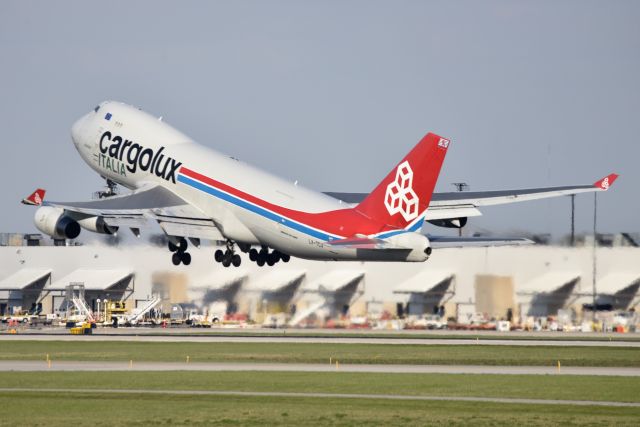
[35,185,225,241]
[325,173,619,222]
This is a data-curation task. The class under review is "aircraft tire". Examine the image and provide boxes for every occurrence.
[281,254,290,263]
[171,252,182,265]
[268,252,279,265]
[215,249,224,263]
[222,257,232,267]
[249,249,258,261]
[168,241,178,252]
[178,237,188,251]
[181,252,192,266]
[232,254,241,267]
[256,257,265,267]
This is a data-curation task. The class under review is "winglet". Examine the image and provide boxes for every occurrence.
[22,189,46,206]
[593,174,619,191]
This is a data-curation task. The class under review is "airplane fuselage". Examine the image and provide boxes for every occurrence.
[70,101,430,262]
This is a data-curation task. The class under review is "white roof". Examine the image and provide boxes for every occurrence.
[305,270,365,293]
[47,269,133,291]
[192,270,248,291]
[596,273,640,294]
[394,271,454,294]
[0,269,51,290]
[248,270,306,292]
[519,271,581,294]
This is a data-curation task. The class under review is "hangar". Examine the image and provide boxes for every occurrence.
[0,237,639,326]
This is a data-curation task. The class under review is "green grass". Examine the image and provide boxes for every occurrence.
[0,391,638,427]
[1,340,639,366]
[0,371,639,403]
[1,392,639,427]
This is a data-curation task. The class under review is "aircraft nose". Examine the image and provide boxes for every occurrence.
[71,114,90,146]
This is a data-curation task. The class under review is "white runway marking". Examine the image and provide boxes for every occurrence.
[0,387,638,407]
[1,361,639,376]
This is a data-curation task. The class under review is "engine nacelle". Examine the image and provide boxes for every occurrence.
[77,216,119,235]
[427,217,467,229]
[34,206,81,239]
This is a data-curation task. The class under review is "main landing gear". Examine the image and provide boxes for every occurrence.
[214,240,242,268]
[248,246,290,267]
[168,237,192,266]
[213,242,291,268]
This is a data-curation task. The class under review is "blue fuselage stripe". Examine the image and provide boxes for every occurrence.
[177,174,337,241]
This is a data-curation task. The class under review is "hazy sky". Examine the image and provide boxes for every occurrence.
[1,1,638,238]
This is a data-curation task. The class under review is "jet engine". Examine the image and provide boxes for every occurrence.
[427,217,467,229]
[34,206,81,239]
[77,216,119,235]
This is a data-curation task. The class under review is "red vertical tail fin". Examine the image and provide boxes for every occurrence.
[356,133,449,230]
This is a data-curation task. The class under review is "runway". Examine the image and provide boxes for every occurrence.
[1,333,639,347]
[0,387,638,407]
[1,360,638,376]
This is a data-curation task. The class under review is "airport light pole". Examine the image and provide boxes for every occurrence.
[570,194,575,246]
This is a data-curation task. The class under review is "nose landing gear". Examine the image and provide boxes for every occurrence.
[168,237,192,265]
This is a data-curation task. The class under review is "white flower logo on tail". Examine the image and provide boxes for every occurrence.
[384,161,419,221]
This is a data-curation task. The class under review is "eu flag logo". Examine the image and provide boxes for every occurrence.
[105,113,112,121]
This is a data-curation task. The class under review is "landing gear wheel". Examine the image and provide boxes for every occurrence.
[222,257,232,267]
[178,237,188,251]
[249,249,258,262]
[268,252,279,265]
[181,252,192,266]
[281,254,290,263]
[232,254,241,267]
[172,252,182,265]
[215,249,224,263]
[257,256,266,267]
[168,241,178,252]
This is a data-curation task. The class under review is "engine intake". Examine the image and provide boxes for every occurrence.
[34,206,81,239]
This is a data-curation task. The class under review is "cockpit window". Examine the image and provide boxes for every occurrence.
[94,105,100,113]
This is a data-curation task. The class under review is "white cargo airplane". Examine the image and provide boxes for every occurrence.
[23,101,618,267]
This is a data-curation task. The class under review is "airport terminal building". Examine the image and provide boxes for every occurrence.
[1,233,639,328]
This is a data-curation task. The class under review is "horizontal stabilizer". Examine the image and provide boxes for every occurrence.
[427,235,534,249]
[327,237,409,250]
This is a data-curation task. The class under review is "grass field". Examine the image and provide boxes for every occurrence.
[0,371,639,403]
[1,340,638,366]
[0,372,639,426]
[1,392,639,427]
